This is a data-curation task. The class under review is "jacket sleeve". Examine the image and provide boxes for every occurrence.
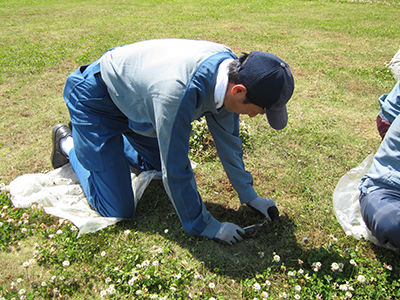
[152,55,235,239]
[153,95,221,239]
[206,110,258,204]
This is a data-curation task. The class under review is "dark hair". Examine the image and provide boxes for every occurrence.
[227,53,258,106]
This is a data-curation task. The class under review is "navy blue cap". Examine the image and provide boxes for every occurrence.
[237,51,294,130]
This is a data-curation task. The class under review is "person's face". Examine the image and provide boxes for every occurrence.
[224,84,265,117]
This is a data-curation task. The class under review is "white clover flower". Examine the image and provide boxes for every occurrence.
[3,205,8,210]
[328,234,338,242]
[288,271,295,277]
[48,234,54,239]
[345,291,353,298]
[281,292,288,299]
[298,269,304,275]
[349,259,357,266]
[135,290,142,296]
[312,262,321,272]
[208,282,215,289]
[22,261,30,268]
[152,260,159,267]
[105,277,112,284]
[253,282,261,291]
[16,278,23,284]
[265,280,271,286]
[100,251,106,257]
[56,230,62,235]
[294,295,301,300]
[107,284,116,295]
[339,284,348,291]
[357,275,366,283]
[128,276,137,286]
[294,285,302,292]
[100,290,107,298]
[41,282,47,287]
[170,286,177,292]
[305,273,311,280]
[164,229,169,233]
[7,218,14,224]
[194,274,203,280]
[302,237,309,245]
[261,291,269,298]
[18,289,26,296]
[62,260,70,268]
[142,260,150,267]
[149,294,158,299]
[175,273,181,279]
[209,298,216,300]
[384,263,393,271]
[70,226,78,232]
[273,255,281,262]
[124,230,131,235]
[51,276,57,282]
[339,263,344,272]
[59,276,65,281]
[331,262,340,271]
[21,228,27,234]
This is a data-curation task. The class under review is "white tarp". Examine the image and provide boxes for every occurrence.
[2,164,160,237]
[333,154,397,251]
[388,49,400,82]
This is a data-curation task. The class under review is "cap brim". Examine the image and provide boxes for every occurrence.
[265,106,288,130]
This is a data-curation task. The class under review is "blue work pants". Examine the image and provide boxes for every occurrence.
[63,61,161,218]
[360,189,400,248]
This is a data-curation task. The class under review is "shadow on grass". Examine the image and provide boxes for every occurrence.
[123,180,362,281]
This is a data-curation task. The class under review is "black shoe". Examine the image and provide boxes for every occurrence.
[51,123,72,169]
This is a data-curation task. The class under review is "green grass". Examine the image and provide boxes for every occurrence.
[1,0,400,298]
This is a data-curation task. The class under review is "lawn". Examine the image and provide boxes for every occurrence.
[0,0,400,299]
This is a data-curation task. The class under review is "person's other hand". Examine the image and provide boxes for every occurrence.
[213,222,245,245]
[247,197,279,221]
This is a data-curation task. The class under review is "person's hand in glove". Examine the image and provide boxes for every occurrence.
[213,222,245,245]
[247,197,279,221]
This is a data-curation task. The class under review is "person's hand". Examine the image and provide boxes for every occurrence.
[213,222,245,245]
[247,197,279,221]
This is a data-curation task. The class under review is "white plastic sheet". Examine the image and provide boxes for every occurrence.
[388,49,400,82]
[333,154,397,251]
[3,164,160,237]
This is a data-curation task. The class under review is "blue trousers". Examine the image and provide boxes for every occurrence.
[360,189,400,248]
[63,61,161,218]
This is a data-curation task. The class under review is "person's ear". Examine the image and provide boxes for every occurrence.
[231,84,247,96]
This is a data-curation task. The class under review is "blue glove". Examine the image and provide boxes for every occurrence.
[214,222,245,245]
[247,197,279,221]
